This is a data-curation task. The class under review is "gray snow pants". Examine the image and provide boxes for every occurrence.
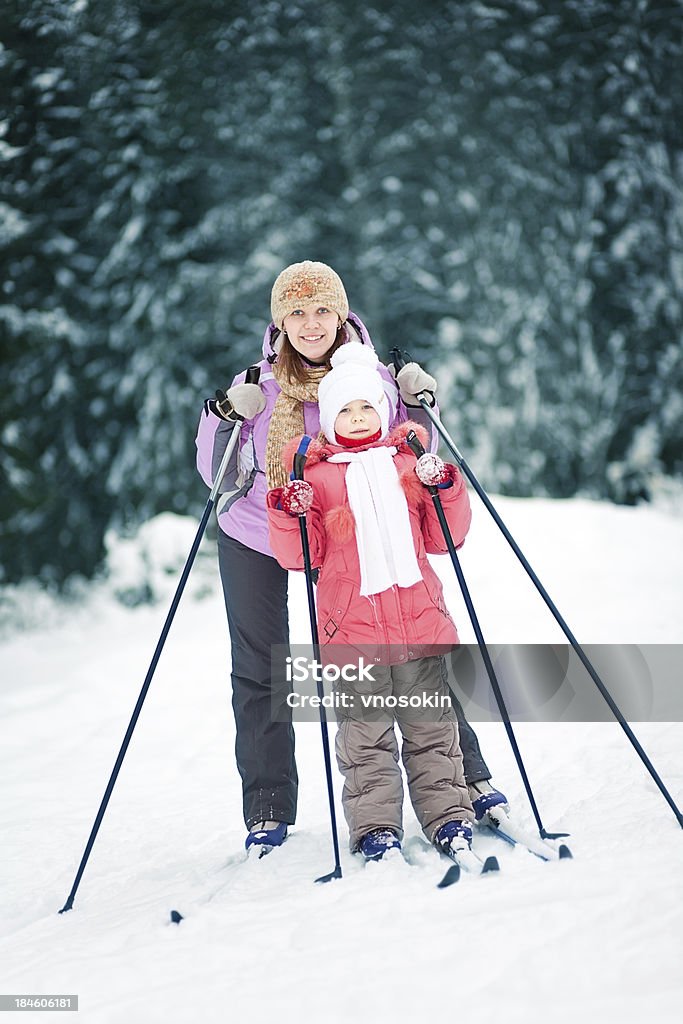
[334,655,474,850]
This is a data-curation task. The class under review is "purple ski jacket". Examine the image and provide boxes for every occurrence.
[195,312,438,558]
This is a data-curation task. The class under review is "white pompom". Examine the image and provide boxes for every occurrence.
[330,341,378,371]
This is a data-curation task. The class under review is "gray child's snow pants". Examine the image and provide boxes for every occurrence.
[333,654,474,849]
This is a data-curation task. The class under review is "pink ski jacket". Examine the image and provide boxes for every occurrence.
[195,313,438,559]
[266,422,471,663]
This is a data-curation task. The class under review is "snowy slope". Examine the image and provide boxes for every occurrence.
[1,495,682,1024]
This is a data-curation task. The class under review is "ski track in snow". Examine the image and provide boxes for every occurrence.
[1,495,682,1024]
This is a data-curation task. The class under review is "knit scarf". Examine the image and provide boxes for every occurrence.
[265,361,329,489]
[327,446,423,597]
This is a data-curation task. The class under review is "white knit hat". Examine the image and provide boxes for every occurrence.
[318,342,389,443]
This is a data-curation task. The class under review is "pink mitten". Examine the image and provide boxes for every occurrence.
[281,479,314,516]
[415,452,449,486]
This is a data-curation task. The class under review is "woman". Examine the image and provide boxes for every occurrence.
[195,260,505,852]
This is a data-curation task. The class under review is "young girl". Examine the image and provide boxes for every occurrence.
[266,342,475,859]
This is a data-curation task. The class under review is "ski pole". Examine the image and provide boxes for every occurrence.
[406,430,565,840]
[393,349,682,829]
[59,366,262,914]
[291,438,343,883]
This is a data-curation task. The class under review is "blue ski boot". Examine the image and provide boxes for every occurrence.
[468,780,509,821]
[358,828,402,861]
[434,819,474,856]
[245,821,288,856]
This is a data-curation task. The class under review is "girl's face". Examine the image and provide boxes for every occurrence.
[334,399,381,440]
[282,303,340,363]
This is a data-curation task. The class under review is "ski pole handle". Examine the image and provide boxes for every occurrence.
[215,364,261,420]
[292,435,313,482]
[245,364,260,387]
[208,364,261,503]
[389,347,435,406]
[405,428,426,459]
[389,347,411,375]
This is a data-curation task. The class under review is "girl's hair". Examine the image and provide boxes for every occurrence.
[276,323,348,384]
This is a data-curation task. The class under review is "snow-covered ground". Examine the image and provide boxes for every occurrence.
[1,494,682,1024]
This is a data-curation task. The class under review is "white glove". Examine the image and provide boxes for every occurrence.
[215,382,266,421]
[389,362,437,407]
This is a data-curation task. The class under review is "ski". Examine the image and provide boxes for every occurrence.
[169,843,280,924]
[482,806,573,862]
[171,831,507,920]
[359,841,491,889]
[390,834,501,888]
[437,844,500,888]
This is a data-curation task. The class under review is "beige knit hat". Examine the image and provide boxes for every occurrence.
[270,260,349,329]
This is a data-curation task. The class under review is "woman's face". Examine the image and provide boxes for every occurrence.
[282,303,340,363]
[334,399,381,440]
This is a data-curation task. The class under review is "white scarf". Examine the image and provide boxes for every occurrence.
[327,446,422,597]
